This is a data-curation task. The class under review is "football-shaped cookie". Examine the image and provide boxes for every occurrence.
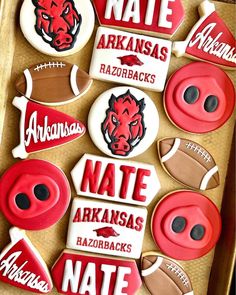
[16,61,92,105]
[158,138,219,190]
[141,253,194,295]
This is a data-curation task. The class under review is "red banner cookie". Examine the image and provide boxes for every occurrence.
[0,159,71,230]
[151,190,221,260]
[0,227,53,293]
[141,252,194,295]
[92,0,184,38]
[173,0,236,70]
[52,250,142,295]
[12,96,86,159]
[16,62,92,106]
[71,154,161,206]
[164,62,235,133]
[158,138,219,190]
[66,198,147,258]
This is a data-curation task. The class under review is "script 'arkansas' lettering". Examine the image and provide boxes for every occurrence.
[97,34,169,61]
[80,159,151,203]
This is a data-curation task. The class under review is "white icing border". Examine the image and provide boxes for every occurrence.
[24,69,33,98]
[70,65,80,96]
[185,292,194,295]
[200,165,218,190]
[161,138,181,162]
[12,96,29,159]
[172,0,215,56]
[141,256,163,277]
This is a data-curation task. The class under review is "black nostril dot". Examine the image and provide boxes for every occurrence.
[172,216,187,233]
[204,95,218,112]
[115,144,118,148]
[190,224,205,240]
[66,38,70,42]
[56,40,61,45]
[124,145,128,150]
[184,86,199,104]
[15,193,30,210]
[34,184,50,201]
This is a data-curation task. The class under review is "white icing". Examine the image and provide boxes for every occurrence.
[101,264,116,295]
[166,263,189,287]
[113,266,131,295]
[105,0,124,20]
[185,142,211,163]
[122,0,140,23]
[145,0,156,25]
[34,62,66,71]
[161,138,181,162]
[141,256,163,277]
[185,292,194,295]
[79,263,96,294]
[200,165,218,190]
[158,0,175,29]
[70,65,80,96]
[62,260,82,293]
[23,69,33,98]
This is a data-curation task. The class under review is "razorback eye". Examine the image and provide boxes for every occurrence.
[15,193,30,210]
[112,115,119,125]
[172,216,186,233]
[130,120,138,126]
[34,184,50,201]
[63,6,70,15]
[184,86,199,104]
[190,224,205,240]
[204,95,219,112]
[42,13,50,20]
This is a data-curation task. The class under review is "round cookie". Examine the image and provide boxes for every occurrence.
[20,0,95,56]
[164,62,235,133]
[141,252,194,295]
[158,137,220,190]
[151,190,221,260]
[88,87,159,159]
[0,159,71,230]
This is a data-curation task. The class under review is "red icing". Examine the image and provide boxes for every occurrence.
[151,190,222,260]
[0,229,52,293]
[24,99,86,154]
[0,159,71,230]
[93,226,120,238]
[51,251,142,295]
[117,55,144,66]
[164,62,235,133]
[92,0,184,37]
[186,12,236,69]
[33,0,82,51]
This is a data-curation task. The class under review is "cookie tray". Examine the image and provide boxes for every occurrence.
[0,0,235,294]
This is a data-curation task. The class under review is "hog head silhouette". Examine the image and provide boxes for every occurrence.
[102,90,146,156]
[32,0,82,51]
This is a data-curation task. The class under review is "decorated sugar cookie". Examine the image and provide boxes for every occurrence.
[52,250,142,295]
[88,87,159,158]
[0,159,71,230]
[20,0,95,56]
[66,198,147,258]
[158,138,219,190]
[16,61,92,106]
[71,153,161,206]
[172,0,236,70]
[92,0,184,38]
[89,27,172,92]
[151,190,221,260]
[0,227,53,293]
[12,96,86,159]
[164,62,235,133]
[141,252,194,295]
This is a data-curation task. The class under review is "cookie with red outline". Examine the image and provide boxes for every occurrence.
[92,0,184,38]
[173,0,236,70]
[151,190,221,260]
[141,252,194,295]
[158,138,219,190]
[0,227,53,293]
[12,96,86,159]
[16,61,92,106]
[164,62,235,133]
[51,250,142,295]
[0,159,71,230]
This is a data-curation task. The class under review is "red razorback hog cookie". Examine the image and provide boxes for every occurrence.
[141,252,194,295]
[151,190,221,260]
[158,138,219,190]
[0,159,71,230]
[164,62,235,133]
[16,61,92,106]
[51,250,142,295]
[92,0,184,38]
[0,227,53,293]
[172,0,236,70]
